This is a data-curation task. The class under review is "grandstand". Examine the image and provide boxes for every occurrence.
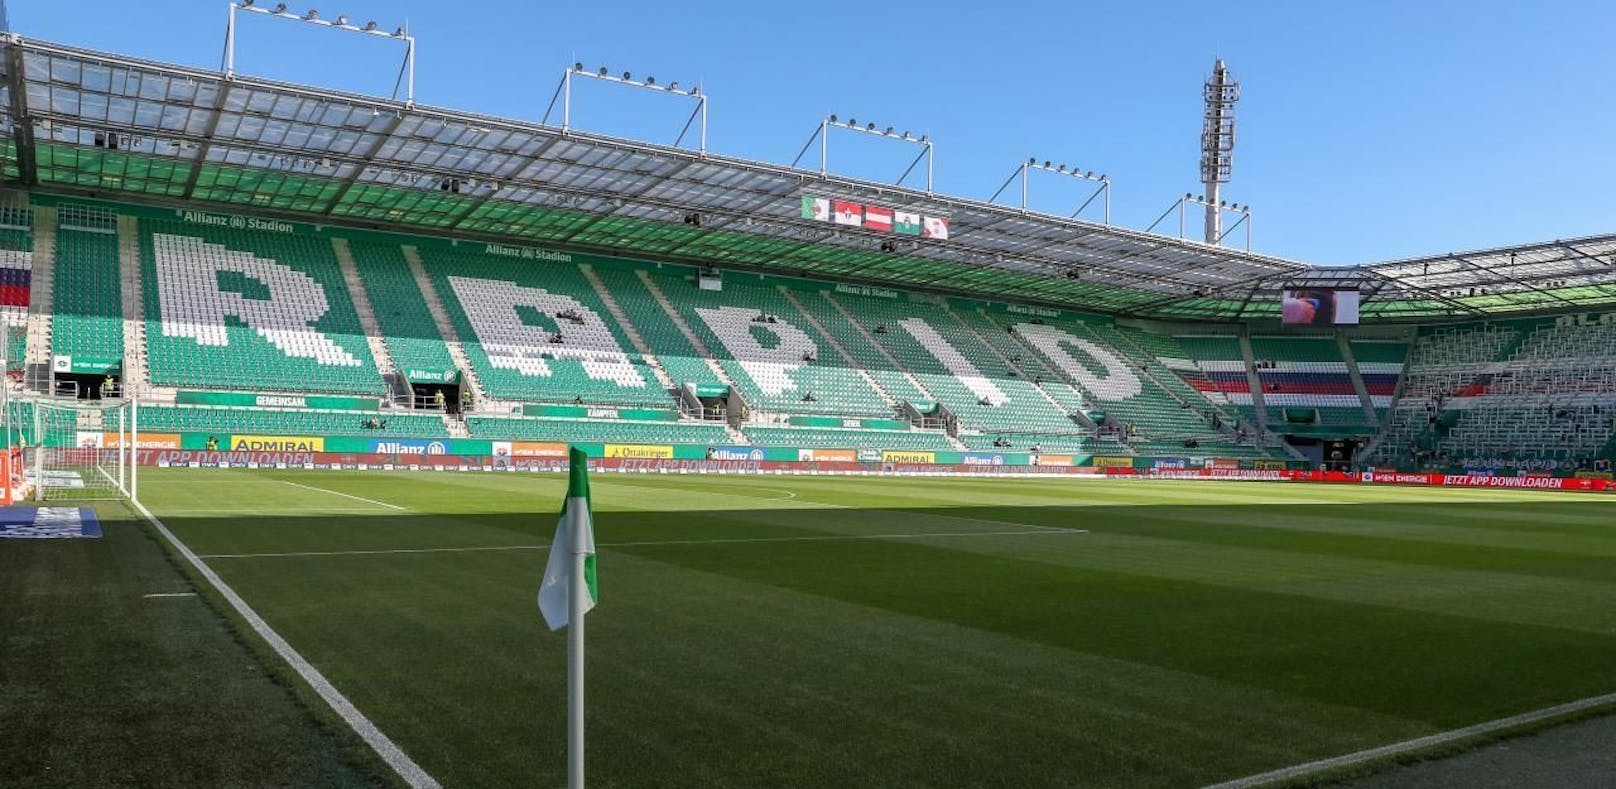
[0,34,1612,473]
[8,16,1616,789]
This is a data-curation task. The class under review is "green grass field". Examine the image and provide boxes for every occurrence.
[12,470,1616,787]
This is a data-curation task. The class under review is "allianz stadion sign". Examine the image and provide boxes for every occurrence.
[179,210,295,234]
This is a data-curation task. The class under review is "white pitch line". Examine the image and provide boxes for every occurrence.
[1202,689,1616,789]
[602,529,1082,548]
[197,528,1087,560]
[199,544,548,560]
[279,480,407,511]
[128,497,441,789]
[143,592,197,598]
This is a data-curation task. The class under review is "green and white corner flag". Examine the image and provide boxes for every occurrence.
[539,447,597,631]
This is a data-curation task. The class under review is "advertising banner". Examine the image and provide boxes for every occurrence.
[797,448,857,463]
[1091,456,1134,469]
[229,435,325,452]
[881,450,935,464]
[507,442,569,458]
[102,432,181,449]
[961,452,1008,466]
[604,444,674,459]
[707,446,767,461]
[405,368,460,383]
[367,439,452,456]
[522,404,680,421]
[1033,454,1075,467]
[177,391,380,411]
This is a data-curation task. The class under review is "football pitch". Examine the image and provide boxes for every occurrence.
[23,470,1616,787]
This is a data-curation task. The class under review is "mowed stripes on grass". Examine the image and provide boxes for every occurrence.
[139,470,1616,788]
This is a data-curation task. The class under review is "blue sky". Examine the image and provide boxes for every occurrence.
[12,1,1615,266]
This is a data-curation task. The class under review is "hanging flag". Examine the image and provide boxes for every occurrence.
[833,200,864,226]
[538,447,598,631]
[922,216,950,240]
[864,205,893,232]
[893,210,922,235]
[801,195,830,222]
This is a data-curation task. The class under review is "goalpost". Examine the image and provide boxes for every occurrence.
[3,396,136,502]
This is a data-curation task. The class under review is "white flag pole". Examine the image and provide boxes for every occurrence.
[567,494,587,789]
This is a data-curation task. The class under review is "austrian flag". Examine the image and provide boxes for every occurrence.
[864,205,893,232]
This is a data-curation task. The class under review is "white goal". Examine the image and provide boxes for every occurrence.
[5,397,136,502]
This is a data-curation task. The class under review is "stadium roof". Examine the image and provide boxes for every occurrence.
[3,35,1615,323]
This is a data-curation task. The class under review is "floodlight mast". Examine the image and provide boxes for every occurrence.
[1200,59,1238,244]
[222,1,417,107]
[987,158,1111,225]
[1143,193,1252,251]
[791,115,934,193]
[545,65,709,154]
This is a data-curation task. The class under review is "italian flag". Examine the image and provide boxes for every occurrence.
[538,447,598,631]
[894,210,922,235]
[865,205,893,232]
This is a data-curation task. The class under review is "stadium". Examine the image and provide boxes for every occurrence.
[4,2,1616,788]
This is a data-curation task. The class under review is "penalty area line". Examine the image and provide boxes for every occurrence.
[128,497,441,789]
[279,480,407,511]
[1202,689,1616,789]
[197,528,1087,559]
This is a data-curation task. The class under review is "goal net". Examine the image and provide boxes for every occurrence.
[4,397,135,502]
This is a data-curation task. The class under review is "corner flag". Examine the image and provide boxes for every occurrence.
[540,447,597,789]
[539,447,597,630]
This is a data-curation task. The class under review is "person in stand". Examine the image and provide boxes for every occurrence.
[461,389,473,412]
[205,435,219,451]
[102,375,116,398]
[434,389,447,410]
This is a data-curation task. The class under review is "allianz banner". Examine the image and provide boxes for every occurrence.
[708,446,766,461]
[178,391,380,411]
[405,368,460,384]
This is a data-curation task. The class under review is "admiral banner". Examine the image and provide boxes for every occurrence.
[881,450,935,464]
[1032,454,1075,467]
[1254,460,1288,470]
[604,444,674,459]
[230,435,324,452]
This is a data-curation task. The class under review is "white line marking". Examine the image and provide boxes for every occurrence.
[604,529,1085,548]
[128,497,441,789]
[279,480,407,511]
[142,592,197,598]
[1202,689,1616,789]
[196,528,1087,559]
[200,544,548,560]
